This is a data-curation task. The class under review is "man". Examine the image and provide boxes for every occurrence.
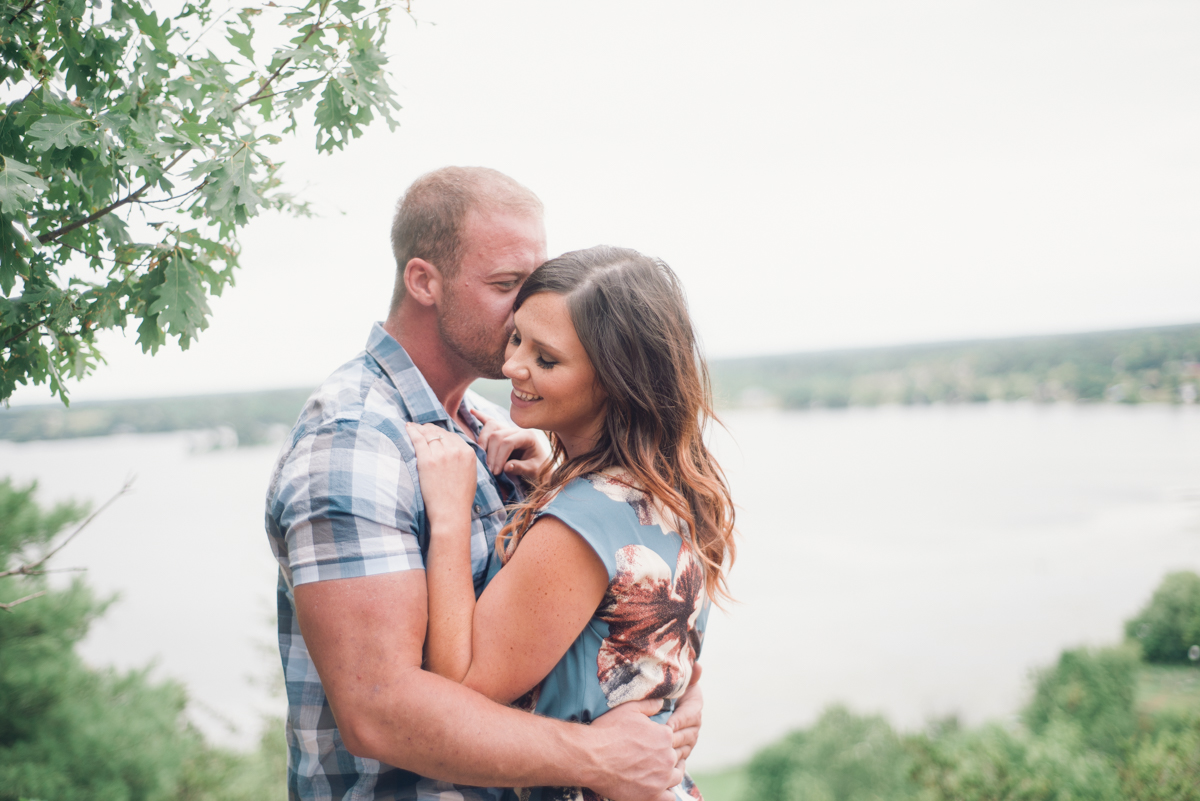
[266,167,702,801]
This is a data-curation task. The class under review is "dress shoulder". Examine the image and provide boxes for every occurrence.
[536,468,688,583]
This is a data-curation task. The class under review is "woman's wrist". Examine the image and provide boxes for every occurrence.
[427,511,471,535]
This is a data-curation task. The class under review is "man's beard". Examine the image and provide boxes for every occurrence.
[437,287,508,379]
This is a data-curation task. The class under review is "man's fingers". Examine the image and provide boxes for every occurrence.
[626,698,666,718]
[671,723,698,751]
[674,739,694,761]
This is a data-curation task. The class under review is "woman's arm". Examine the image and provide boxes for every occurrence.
[407,421,609,699]
[462,514,609,703]
[407,422,483,680]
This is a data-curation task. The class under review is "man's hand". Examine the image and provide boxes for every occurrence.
[669,664,704,765]
[585,699,683,801]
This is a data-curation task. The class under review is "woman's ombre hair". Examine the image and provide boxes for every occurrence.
[499,245,736,604]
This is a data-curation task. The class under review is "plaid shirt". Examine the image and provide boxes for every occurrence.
[266,323,520,801]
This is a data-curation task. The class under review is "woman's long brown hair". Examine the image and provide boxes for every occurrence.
[499,246,737,604]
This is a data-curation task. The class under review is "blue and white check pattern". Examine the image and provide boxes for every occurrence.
[266,323,518,801]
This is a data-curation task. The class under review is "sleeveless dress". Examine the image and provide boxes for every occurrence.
[486,468,709,801]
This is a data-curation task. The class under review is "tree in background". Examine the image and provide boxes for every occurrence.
[0,477,285,799]
[0,0,403,403]
[725,580,1200,801]
[1126,571,1200,665]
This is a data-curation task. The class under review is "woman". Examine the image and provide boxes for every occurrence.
[406,246,736,801]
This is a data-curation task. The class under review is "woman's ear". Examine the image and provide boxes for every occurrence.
[404,258,442,306]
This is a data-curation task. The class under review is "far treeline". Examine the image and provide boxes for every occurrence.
[1,322,1198,444]
[710,322,1200,409]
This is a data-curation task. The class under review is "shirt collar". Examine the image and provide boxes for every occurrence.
[364,322,493,435]
[365,322,451,426]
[365,323,522,501]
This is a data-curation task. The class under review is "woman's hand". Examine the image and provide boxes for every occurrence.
[406,422,478,532]
[472,408,550,479]
[407,422,478,681]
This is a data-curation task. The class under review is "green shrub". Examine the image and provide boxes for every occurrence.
[178,717,288,801]
[1126,572,1200,665]
[909,722,1123,801]
[742,706,918,801]
[0,478,285,800]
[1022,646,1139,756]
[1121,721,1200,801]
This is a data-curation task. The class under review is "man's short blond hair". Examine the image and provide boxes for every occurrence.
[389,166,543,312]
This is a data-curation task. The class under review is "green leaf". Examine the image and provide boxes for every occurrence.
[176,120,223,146]
[0,0,403,403]
[226,24,255,63]
[0,156,48,214]
[147,251,211,347]
[27,115,96,152]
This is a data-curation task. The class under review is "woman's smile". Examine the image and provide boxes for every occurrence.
[511,387,543,404]
[502,292,607,458]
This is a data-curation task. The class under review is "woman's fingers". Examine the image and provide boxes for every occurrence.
[407,422,435,461]
[405,422,478,530]
[471,408,503,465]
[505,456,542,480]
[483,427,509,471]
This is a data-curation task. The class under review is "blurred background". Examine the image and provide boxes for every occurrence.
[3,1,1199,799]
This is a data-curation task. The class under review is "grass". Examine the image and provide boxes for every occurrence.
[1137,663,1200,718]
[691,765,749,801]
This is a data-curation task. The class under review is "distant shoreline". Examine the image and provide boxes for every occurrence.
[3,321,1197,443]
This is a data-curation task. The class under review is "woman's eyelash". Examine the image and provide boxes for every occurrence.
[510,332,553,368]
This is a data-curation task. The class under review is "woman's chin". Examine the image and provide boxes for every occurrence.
[508,402,538,430]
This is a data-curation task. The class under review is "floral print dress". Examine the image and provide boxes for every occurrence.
[487,468,709,801]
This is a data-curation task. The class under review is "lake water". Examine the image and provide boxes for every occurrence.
[2,403,1198,771]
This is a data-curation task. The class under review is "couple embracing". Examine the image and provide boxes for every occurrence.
[265,166,736,801]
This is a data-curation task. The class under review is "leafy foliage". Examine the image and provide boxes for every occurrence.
[1120,721,1200,801]
[742,706,919,801]
[0,0,403,403]
[733,643,1200,801]
[1125,571,1200,665]
[0,476,286,799]
[909,722,1123,801]
[1022,646,1140,757]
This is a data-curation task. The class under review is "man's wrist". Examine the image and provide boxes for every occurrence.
[561,719,607,791]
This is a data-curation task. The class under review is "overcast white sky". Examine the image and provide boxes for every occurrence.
[9,0,1200,405]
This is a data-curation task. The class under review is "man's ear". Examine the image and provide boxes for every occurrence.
[403,258,442,306]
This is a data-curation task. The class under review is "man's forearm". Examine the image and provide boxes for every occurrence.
[339,666,678,800]
[297,571,678,801]
[342,665,595,787]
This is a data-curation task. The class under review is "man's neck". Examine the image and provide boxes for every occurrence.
[383,311,477,426]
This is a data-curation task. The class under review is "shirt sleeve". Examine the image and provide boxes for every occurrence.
[272,418,424,586]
